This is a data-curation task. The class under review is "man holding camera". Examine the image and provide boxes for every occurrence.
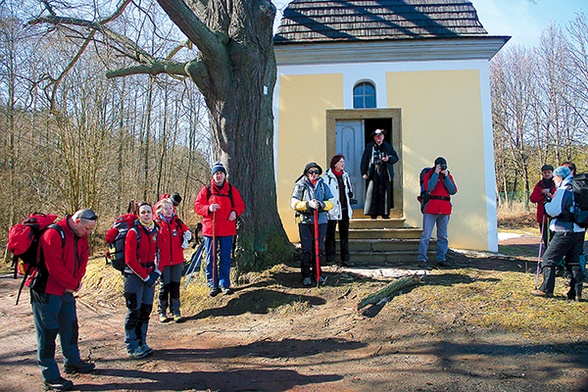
[529,164,556,252]
[417,157,458,267]
[360,129,399,219]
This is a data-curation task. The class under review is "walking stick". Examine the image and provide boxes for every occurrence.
[314,209,321,287]
[212,207,217,289]
[535,214,547,289]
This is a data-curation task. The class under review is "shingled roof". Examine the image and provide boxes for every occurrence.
[274,0,489,44]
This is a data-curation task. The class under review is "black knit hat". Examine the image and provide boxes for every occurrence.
[170,192,182,206]
[303,162,323,176]
[434,157,447,166]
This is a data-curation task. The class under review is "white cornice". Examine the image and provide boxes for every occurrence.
[274,36,511,66]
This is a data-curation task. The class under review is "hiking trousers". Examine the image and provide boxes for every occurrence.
[540,231,584,296]
[123,273,155,353]
[30,289,81,381]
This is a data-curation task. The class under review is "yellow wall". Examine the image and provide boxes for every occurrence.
[277,74,343,240]
[277,69,489,250]
[388,70,488,250]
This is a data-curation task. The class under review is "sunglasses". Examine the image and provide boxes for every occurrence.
[308,170,320,174]
[80,211,98,221]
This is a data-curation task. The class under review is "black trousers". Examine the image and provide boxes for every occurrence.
[325,213,350,263]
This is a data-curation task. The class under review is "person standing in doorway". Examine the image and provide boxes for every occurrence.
[360,129,399,219]
[417,157,458,267]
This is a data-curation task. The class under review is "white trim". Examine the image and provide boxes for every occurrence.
[275,37,510,66]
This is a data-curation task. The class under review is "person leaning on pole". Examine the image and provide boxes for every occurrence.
[193,162,245,297]
[27,209,98,391]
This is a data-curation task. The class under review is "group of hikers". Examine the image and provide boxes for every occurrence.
[19,128,464,390]
[529,161,586,302]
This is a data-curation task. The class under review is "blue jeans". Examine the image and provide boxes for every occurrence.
[30,290,81,381]
[418,213,450,262]
[204,235,233,289]
[299,223,327,279]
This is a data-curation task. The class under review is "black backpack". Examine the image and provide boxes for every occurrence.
[571,173,588,228]
[105,214,141,273]
[416,167,432,213]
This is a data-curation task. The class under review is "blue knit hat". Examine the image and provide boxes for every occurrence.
[553,166,571,179]
[211,162,226,175]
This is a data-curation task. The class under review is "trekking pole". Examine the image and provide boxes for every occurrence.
[212,205,217,289]
[185,243,205,287]
[535,215,547,289]
[314,209,321,287]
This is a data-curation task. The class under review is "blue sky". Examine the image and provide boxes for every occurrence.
[274,0,588,48]
[472,0,587,47]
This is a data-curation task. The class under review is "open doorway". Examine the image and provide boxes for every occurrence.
[326,109,403,218]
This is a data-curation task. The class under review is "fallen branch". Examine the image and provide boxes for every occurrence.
[357,275,421,311]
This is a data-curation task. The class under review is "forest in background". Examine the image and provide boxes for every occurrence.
[2,3,588,247]
[491,14,588,208]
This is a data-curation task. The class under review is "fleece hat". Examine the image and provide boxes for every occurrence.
[553,165,571,179]
[211,162,227,175]
[304,162,323,176]
[541,164,554,172]
[170,192,182,206]
[434,157,447,166]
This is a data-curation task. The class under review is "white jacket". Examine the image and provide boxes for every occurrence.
[324,168,354,220]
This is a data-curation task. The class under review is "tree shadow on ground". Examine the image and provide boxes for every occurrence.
[76,368,342,391]
[186,288,326,320]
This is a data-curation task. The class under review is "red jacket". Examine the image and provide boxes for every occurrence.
[423,170,458,215]
[530,179,556,224]
[125,222,159,280]
[194,180,245,237]
[155,215,189,267]
[27,216,89,296]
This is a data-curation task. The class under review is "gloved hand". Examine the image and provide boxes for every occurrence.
[308,199,320,210]
[144,271,161,287]
[182,231,192,249]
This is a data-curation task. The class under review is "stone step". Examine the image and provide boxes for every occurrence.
[349,218,405,229]
[348,227,423,239]
[333,238,437,265]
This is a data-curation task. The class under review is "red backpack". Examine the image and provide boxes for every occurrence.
[7,213,65,304]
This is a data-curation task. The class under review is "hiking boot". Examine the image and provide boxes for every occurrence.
[64,360,95,374]
[173,313,183,323]
[209,287,219,297]
[44,377,73,391]
[140,343,154,356]
[127,347,148,359]
[303,277,312,286]
[531,290,553,298]
[159,313,170,323]
[221,287,233,295]
[436,261,449,267]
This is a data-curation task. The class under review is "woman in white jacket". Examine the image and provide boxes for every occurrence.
[324,154,355,266]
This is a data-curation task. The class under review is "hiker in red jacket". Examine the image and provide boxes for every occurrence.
[194,162,245,297]
[123,202,160,359]
[154,197,191,323]
[417,157,458,267]
[530,164,556,250]
[28,209,97,391]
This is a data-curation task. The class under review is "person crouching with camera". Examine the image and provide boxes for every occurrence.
[324,154,356,267]
[417,157,458,267]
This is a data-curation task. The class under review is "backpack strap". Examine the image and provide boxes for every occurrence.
[206,183,235,209]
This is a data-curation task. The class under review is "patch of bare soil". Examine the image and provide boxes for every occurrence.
[1,235,587,392]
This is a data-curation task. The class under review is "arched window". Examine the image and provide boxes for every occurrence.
[353,82,376,108]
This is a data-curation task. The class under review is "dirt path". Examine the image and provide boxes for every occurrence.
[1,237,588,391]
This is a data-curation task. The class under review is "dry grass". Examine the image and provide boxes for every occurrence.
[497,201,537,230]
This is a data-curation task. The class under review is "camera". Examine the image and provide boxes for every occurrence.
[440,163,447,170]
